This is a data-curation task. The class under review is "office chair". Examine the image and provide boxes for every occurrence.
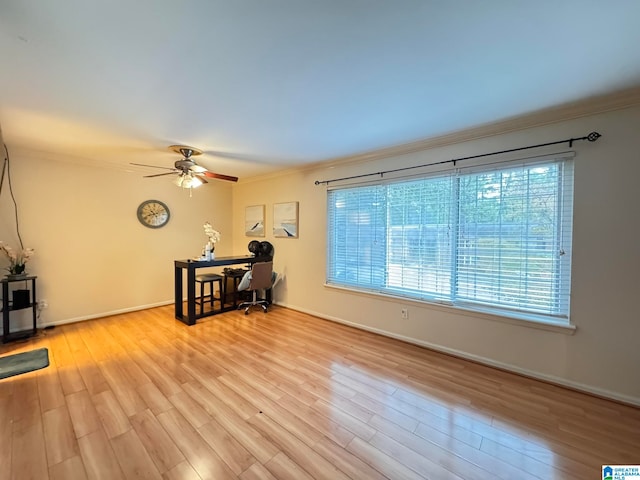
[237,261,273,315]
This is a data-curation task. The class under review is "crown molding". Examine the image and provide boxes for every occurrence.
[321,86,640,168]
[240,86,640,185]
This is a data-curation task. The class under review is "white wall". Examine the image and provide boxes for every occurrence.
[0,155,234,329]
[232,105,640,405]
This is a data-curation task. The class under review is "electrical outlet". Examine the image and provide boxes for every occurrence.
[401,308,408,319]
[38,299,48,311]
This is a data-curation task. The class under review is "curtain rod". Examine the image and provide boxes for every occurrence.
[314,131,602,186]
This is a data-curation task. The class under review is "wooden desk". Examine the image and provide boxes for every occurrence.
[174,255,267,325]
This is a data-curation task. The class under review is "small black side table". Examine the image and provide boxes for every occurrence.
[1,275,37,343]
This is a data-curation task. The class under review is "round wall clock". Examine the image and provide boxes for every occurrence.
[137,200,170,228]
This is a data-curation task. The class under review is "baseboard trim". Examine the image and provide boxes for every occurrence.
[278,302,640,408]
[38,300,175,328]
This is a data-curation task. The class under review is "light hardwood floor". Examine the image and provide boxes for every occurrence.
[1,305,638,480]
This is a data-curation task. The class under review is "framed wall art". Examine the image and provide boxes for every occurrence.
[273,201,298,238]
[245,205,265,237]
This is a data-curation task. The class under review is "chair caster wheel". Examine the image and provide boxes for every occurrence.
[244,310,248,315]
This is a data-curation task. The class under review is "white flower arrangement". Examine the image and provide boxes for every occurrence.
[203,222,221,245]
[0,241,35,275]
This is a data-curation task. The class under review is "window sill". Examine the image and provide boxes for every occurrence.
[324,283,576,335]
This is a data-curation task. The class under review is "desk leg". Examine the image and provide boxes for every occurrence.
[32,279,37,334]
[2,282,8,343]
[187,267,196,325]
[175,265,183,321]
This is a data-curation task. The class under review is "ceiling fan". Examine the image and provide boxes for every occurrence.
[131,145,238,188]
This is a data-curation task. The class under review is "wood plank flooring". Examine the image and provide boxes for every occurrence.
[1,305,638,479]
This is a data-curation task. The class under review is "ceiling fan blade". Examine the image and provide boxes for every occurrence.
[194,174,208,184]
[131,162,176,171]
[201,171,239,182]
[144,172,178,178]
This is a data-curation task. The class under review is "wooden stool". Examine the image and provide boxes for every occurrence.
[195,273,224,314]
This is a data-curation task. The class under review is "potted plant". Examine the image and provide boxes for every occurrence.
[0,242,35,278]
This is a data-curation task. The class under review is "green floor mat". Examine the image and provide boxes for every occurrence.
[0,348,49,380]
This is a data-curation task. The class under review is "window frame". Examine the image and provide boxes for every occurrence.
[326,154,575,327]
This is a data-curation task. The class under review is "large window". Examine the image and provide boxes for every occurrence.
[327,156,574,323]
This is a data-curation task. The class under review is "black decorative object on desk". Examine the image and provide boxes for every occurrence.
[259,241,274,258]
[248,240,261,255]
[248,240,274,259]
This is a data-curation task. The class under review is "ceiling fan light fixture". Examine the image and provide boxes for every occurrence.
[174,172,203,190]
[173,174,185,187]
[187,174,204,188]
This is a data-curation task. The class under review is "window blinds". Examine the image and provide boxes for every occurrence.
[326,156,574,322]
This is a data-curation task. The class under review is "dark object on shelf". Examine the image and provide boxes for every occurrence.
[12,289,30,309]
[2,275,38,343]
[223,267,248,276]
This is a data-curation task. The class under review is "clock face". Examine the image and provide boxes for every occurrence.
[137,200,170,228]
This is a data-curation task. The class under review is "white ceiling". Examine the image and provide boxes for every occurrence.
[1,1,640,181]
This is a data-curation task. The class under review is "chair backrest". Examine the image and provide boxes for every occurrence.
[248,261,273,291]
